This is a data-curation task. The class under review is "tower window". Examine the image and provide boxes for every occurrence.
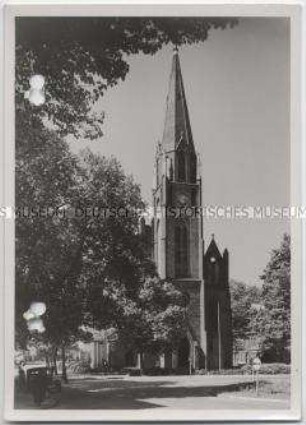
[175,224,188,278]
[190,153,197,183]
[156,218,160,267]
[156,158,160,187]
[191,188,197,206]
[177,150,186,182]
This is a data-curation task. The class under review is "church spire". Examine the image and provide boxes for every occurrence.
[162,48,194,153]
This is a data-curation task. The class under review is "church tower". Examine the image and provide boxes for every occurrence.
[153,49,206,370]
[153,49,232,371]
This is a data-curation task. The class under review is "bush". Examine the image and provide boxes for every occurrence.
[121,367,142,376]
[67,358,91,374]
[196,363,290,375]
[144,367,175,376]
[197,368,245,376]
[129,368,141,376]
[259,363,290,374]
[241,363,290,375]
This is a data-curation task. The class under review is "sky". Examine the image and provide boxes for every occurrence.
[70,17,290,286]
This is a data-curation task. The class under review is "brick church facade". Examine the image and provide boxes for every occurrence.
[85,50,233,372]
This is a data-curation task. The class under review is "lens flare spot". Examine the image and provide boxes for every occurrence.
[27,318,45,333]
[30,301,46,317]
[29,74,45,90]
[23,310,35,321]
[24,74,46,106]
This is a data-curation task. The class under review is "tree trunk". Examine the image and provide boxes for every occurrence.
[45,354,50,368]
[53,347,58,375]
[61,346,68,383]
[137,352,143,373]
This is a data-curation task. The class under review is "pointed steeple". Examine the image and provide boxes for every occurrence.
[162,49,194,152]
[205,235,222,261]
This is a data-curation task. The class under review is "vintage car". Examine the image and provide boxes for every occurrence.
[18,364,61,407]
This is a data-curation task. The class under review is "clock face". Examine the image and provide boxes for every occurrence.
[177,193,189,206]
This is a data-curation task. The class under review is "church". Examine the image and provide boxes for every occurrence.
[84,49,233,372]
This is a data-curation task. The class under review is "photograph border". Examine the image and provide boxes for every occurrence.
[3,1,303,422]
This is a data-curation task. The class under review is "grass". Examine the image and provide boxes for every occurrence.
[221,375,290,399]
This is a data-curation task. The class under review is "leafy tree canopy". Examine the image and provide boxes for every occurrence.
[230,234,291,364]
[15,122,81,348]
[16,128,188,366]
[259,233,291,363]
[16,17,237,139]
[229,279,261,344]
[15,16,237,371]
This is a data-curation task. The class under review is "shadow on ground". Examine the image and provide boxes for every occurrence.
[15,378,258,410]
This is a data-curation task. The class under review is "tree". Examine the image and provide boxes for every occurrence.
[15,16,238,374]
[15,139,148,371]
[105,277,188,370]
[76,151,188,359]
[259,233,291,363]
[16,17,238,348]
[229,280,262,347]
[75,149,148,322]
[15,116,82,349]
[16,17,238,139]
[16,140,189,377]
[139,278,187,352]
[15,119,94,380]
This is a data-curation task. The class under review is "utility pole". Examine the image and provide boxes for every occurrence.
[218,300,222,371]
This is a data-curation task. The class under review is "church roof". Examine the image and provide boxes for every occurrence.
[204,235,223,261]
[161,49,195,153]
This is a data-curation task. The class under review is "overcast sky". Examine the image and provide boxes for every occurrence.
[70,17,290,286]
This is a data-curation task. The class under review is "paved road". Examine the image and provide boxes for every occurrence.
[15,374,290,411]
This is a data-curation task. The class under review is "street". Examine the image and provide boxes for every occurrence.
[15,374,290,410]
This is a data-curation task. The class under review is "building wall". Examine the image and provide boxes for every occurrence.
[152,141,234,371]
[165,187,201,280]
[204,245,233,370]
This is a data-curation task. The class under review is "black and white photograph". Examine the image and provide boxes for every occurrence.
[2,3,303,422]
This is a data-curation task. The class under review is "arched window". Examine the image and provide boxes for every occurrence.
[190,153,197,183]
[156,219,160,266]
[177,150,186,182]
[175,224,188,277]
[155,158,161,188]
[191,188,197,206]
